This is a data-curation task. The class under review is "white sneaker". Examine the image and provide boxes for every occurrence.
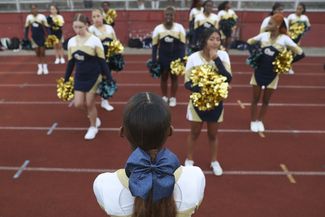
[96,117,101,128]
[84,127,98,140]
[169,97,177,107]
[43,64,48,75]
[54,58,60,64]
[60,57,65,64]
[184,159,194,166]
[288,69,295,75]
[37,64,42,75]
[101,100,114,111]
[162,96,168,103]
[256,121,265,132]
[250,121,259,133]
[211,161,223,176]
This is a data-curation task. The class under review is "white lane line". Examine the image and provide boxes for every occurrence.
[1,101,325,108]
[47,122,58,135]
[12,160,30,179]
[0,83,325,89]
[0,99,4,103]
[0,126,325,134]
[280,164,297,184]
[1,165,325,176]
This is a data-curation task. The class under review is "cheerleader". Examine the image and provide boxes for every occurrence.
[64,13,113,140]
[188,0,203,52]
[101,1,115,26]
[247,14,305,133]
[47,4,65,64]
[24,4,49,75]
[217,1,238,50]
[260,2,288,33]
[287,3,311,44]
[93,92,205,217]
[152,7,186,107]
[193,0,219,52]
[89,9,117,112]
[184,28,232,176]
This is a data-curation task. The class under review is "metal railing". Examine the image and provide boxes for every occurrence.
[0,0,325,12]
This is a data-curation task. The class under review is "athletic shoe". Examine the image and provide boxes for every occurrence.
[54,58,60,64]
[60,58,65,64]
[162,96,168,103]
[43,64,48,75]
[211,161,223,176]
[37,64,42,75]
[169,97,177,107]
[184,159,194,166]
[288,69,295,75]
[101,100,114,111]
[84,127,98,140]
[256,121,265,132]
[250,121,259,133]
[96,117,101,128]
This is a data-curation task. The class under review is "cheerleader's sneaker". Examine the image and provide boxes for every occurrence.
[169,97,177,107]
[288,69,295,75]
[84,127,98,140]
[250,121,259,133]
[184,159,194,166]
[60,57,65,64]
[96,117,101,128]
[211,161,223,176]
[256,121,265,132]
[43,64,49,75]
[101,100,114,111]
[162,96,168,103]
[37,64,42,75]
[54,58,60,64]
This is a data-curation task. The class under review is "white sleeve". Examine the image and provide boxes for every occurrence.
[185,54,195,83]
[88,25,95,34]
[305,15,311,27]
[25,15,31,27]
[260,17,270,32]
[152,25,160,45]
[287,14,294,24]
[284,35,303,55]
[247,33,264,45]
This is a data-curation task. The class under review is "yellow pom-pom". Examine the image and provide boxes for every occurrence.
[288,22,306,40]
[272,49,293,74]
[104,40,124,58]
[45,35,59,48]
[57,77,74,101]
[170,56,187,76]
[105,9,117,25]
[189,64,229,111]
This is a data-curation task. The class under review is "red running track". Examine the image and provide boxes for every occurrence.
[0,54,325,217]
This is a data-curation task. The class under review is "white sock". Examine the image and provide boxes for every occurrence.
[38,64,42,69]
[42,64,48,70]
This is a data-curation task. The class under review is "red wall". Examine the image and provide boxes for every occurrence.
[0,10,324,47]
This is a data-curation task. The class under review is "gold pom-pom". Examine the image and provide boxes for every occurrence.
[45,35,59,48]
[52,17,64,30]
[288,22,306,41]
[170,56,187,76]
[189,64,229,111]
[104,40,124,58]
[104,9,117,25]
[57,77,74,101]
[272,49,293,74]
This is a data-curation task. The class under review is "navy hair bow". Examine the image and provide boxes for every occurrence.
[125,147,180,202]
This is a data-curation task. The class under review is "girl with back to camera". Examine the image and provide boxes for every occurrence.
[151,7,186,107]
[47,4,65,64]
[64,13,113,140]
[184,28,232,176]
[247,14,305,133]
[24,4,49,75]
[89,8,117,112]
[93,92,205,217]
[260,2,288,33]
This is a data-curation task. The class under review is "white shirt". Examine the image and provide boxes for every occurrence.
[217,9,238,20]
[89,24,117,41]
[194,13,219,29]
[152,23,186,45]
[189,7,203,21]
[93,166,205,217]
[287,13,311,27]
[260,16,289,33]
[25,14,48,27]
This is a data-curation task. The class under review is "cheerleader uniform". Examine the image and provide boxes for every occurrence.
[193,13,219,50]
[217,9,238,38]
[152,23,186,72]
[247,32,305,89]
[93,166,205,217]
[184,50,232,122]
[260,16,289,33]
[47,14,64,42]
[64,34,112,92]
[24,13,49,48]
[287,13,311,43]
[188,7,203,50]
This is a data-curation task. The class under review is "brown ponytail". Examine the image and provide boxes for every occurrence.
[272,13,287,34]
[73,13,90,25]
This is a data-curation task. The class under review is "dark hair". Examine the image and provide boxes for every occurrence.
[298,3,306,14]
[190,0,202,9]
[73,13,90,25]
[270,2,284,15]
[122,92,171,151]
[203,0,213,12]
[50,4,60,14]
[165,6,175,14]
[199,28,221,50]
[218,1,229,11]
[101,1,110,7]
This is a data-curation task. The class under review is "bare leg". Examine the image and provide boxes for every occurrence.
[251,85,262,121]
[85,91,97,127]
[74,91,86,111]
[160,70,169,97]
[186,121,203,161]
[39,47,46,64]
[170,73,178,98]
[207,122,220,162]
[258,88,274,121]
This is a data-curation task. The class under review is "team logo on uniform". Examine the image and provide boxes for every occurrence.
[32,22,39,27]
[264,48,275,56]
[204,22,212,28]
[164,36,174,43]
[74,53,85,61]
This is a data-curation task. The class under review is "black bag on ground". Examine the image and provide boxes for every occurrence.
[128,38,143,48]
[8,37,20,49]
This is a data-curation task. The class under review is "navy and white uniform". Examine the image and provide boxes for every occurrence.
[217,9,238,38]
[152,23,186,72]
[189,7,203,30]
[89,24,117,60]
[93,166,205,217]
[24,14,49,47]
[193,13,219,49]
[247,32,304,89]
[260,15,289,33]
[47,14,64,41]
[287,13,311,43]
[185,50,232,122]
[64,35,112,92]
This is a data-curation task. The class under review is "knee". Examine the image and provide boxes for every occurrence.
[189,130,200,140]
[262,98,270,106]
[74,101,85,109]
[207,132,217,141]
